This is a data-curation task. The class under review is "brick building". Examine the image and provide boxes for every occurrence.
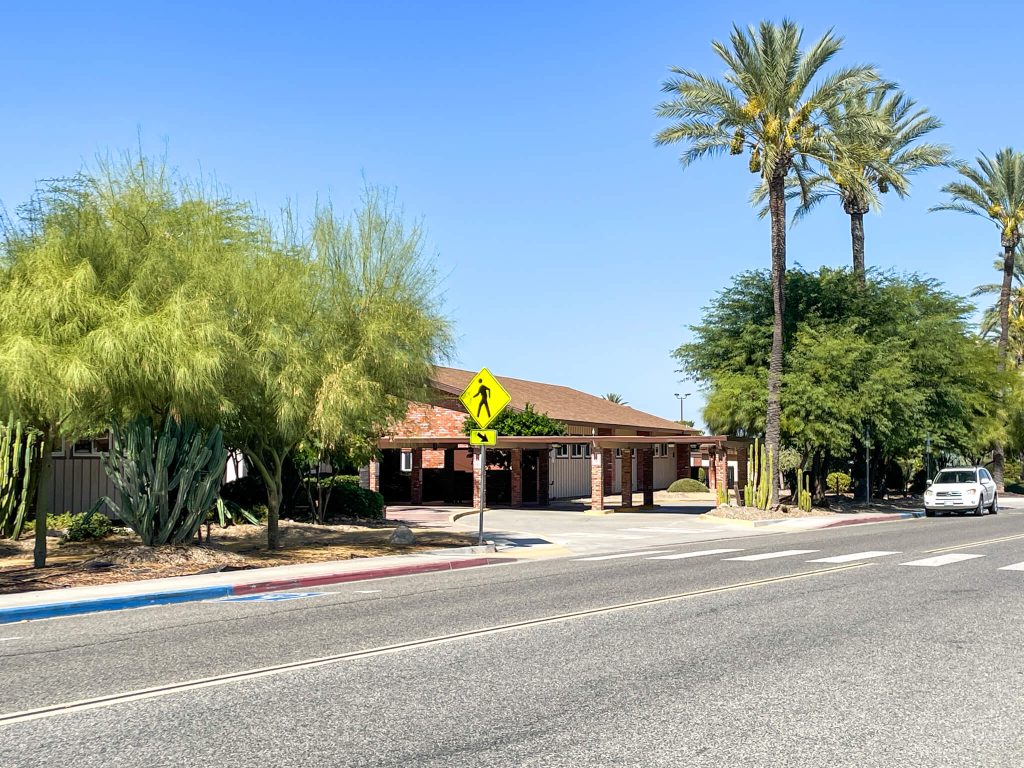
[363,366,748,510]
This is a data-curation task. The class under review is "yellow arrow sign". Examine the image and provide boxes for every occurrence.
[459,367,511,429]
[469,429,497,446]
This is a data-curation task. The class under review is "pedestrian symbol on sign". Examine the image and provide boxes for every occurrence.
[474,378,492,420]
[459,368,510,429]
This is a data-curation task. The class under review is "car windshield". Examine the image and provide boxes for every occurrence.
[934,470,977,484]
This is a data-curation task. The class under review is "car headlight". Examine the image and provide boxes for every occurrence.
[967,488,978,496]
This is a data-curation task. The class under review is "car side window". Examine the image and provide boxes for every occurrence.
[980,469,992,482]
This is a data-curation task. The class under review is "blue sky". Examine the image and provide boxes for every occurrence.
[2,1,1021,427]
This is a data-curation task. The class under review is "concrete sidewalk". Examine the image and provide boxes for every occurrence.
[0,547,509,625]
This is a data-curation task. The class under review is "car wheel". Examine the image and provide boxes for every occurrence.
[974,495,985,516]
[989,494,999,514]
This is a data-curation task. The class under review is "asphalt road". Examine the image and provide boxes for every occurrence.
[3,511,1024,766]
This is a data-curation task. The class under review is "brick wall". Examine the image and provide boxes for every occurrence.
[388,399,466,439]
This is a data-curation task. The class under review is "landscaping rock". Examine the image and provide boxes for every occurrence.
[388,525,416,546]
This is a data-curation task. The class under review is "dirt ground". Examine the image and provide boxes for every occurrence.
[0,519,477,595]
[709,504,836,521]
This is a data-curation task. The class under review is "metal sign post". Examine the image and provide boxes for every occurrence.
[459,368,511,548]
[478,446,487,545]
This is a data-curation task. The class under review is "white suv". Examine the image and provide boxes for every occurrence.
[923,467,998,517]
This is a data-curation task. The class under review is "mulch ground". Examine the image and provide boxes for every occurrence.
[0,519,477,595]
[708,504,836,521]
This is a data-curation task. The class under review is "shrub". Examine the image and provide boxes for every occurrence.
[321,476,384,521]
[668,478,711,493]
[697,467,707,485]
[826,472,852,495]
[64,510,113,542]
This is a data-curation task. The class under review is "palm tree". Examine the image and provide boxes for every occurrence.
[933,148,1024,491]
[786,87,950,281]
[603,393,628,405]
[655,19,878,506]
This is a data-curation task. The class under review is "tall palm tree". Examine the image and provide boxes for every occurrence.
[933,148,1024,491]
[787,87,950,281]
[603,393,628,405]
[655,19,878,506]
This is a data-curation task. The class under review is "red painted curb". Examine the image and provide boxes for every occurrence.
[231,557,507,596]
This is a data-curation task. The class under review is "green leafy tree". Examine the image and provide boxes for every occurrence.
[676,267,1008,499]
[462,403,568,437]
[655,19,879,506]
[0,158,245,566]
[933,148,1024,490]
[223,189,452,549]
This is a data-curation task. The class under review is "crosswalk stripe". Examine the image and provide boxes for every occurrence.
[724,550,819,561]
[807,551,901,563]
[901,553,984,567]
[647,548,744,560]
[574,550,674,561]
[998,561,1024,571]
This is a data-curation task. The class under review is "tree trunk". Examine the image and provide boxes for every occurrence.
[993,243,1015,492]
[811,449,828,507]
[247,448,285,550]
[850,211,866,283]
[766,173,787,508]
[33,428,55,569]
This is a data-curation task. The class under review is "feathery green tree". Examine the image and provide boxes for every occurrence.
[655,19,879,506]
[0,157,248,566]
[933,148,1024,490]
[222,189,451,549]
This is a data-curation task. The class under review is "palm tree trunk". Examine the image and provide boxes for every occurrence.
[850,211,865,284]
[993,244,1015,492]
[767,173,787,508]
[33,427,55,569]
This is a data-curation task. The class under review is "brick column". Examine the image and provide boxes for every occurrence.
[715,448,728,495]
[538,451,550,507]
[472,448,483,509]
[676,443,691,481]
[511,448,523,507]
[707,448,717,491]
[620,448,633,508]
[602,449,614,497]
[736,445,748,496]
[410,448,423,505]
[640,447,654,507]
[361,458,381,492]
[590,449,605,511]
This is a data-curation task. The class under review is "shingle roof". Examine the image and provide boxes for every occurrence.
[430,366,698,434]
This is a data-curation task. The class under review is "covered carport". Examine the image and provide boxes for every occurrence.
[370,435,751,510]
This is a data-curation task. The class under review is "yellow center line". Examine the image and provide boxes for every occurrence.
[926,532,1024,553]
[0,563,868,726]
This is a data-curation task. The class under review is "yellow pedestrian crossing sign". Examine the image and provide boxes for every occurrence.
[460,367,511,429]
[469,429,497,446]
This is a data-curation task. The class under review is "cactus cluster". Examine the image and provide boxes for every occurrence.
[743,438,773,510]
[100,415,229,546]
[0,416,42,539]
[795,467,813,513]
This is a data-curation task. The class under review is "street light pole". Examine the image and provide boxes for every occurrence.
[674,392,691,423]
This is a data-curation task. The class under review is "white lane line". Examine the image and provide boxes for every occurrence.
[808,551,901,564]
[574,550,675,561]
[0,637,21,642]
[998,561,1024,571]
[648,548,744,560]
[724,550,819,561]
[353,590,382,593]
[901,553,985,567]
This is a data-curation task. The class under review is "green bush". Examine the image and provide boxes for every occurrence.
[826,472,852,495]
[697,467,707,485]
[668,478,711,493]
[64,510,113,542]
[321,476,385,521]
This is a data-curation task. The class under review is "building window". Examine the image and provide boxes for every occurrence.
[400,450,413,473]
[615,448,622,458]
[571,444,591,459]
[554,444,569,459]
[51,440,67,458]
[653,444,662,458]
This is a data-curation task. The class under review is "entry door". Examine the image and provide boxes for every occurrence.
[522,450,539,504]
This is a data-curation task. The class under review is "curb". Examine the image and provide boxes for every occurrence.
[449,509,479,522]
[700,510,924,529]
[0,556,507,625]
[822,511,924,528]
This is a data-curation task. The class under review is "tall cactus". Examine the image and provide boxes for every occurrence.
[99,415,229,546]
[0,415,42,539]
[743,438,773,511]
[796,467,812,513]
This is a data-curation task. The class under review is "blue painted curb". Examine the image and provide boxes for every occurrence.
[0,584,234,625]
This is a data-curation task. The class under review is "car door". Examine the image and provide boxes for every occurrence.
[980,469,995,502]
